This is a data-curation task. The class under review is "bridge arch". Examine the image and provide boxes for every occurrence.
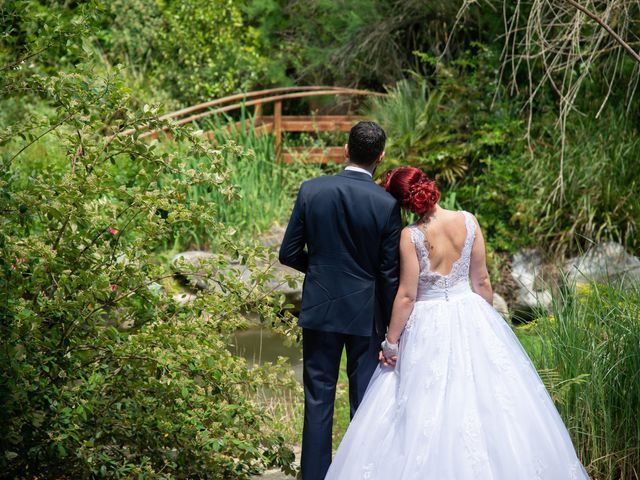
[126,86,385,163]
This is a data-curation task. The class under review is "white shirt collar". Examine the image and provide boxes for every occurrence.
[344,165,373,177]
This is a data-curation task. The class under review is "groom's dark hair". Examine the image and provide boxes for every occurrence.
[348,121,386,167]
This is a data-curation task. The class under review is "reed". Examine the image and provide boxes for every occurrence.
[523,111,640,254]
[161,109,326,249]
[521,281,640,479]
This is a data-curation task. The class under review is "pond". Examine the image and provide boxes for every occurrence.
[229,326,303,383]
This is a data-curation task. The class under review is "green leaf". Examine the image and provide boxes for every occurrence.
[4,451,18,461]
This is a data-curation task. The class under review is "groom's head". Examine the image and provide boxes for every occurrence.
[345,121,386,169]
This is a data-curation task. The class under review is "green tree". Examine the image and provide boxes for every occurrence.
[0,4,296,477]
[101,0,277,104]
[247,0,501,89]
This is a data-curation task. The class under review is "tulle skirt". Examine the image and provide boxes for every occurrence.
[325,285,589,480]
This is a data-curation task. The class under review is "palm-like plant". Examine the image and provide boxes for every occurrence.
[366,78,468,183]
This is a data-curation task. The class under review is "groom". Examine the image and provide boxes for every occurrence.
[279,121,401,480]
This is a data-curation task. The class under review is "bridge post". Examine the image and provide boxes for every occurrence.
[255,103,262,123]
[274,101,282,160]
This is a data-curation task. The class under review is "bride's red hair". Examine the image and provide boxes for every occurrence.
[384,166,440,215]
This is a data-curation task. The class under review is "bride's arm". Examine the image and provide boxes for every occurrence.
[469,216,493,305]
[385,228,420,345]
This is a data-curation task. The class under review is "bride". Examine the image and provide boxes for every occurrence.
[324,166,589,479]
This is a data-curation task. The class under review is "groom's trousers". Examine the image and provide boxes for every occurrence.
[301,327,380,480]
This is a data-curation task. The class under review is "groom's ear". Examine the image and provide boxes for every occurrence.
[344,144,350,161]
[376,150,385,165]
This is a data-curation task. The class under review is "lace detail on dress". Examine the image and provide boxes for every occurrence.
[362,463,375,479]
[534,456,548,480]
[462,410,491,475]
[569,460,584,480]
[404,308,417,332]
[409,211,476,295]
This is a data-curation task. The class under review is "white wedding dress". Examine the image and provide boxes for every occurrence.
[325,211,589,480]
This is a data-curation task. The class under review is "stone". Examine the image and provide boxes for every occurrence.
[256,225,303,310]
[511,249,553,317]
[173,292,198,304]
[265,262,304,311]
[493,293,509,319]
[259,225,287,250]
[171,251,218,290]
[564,241,640,287]
[171,250,303,310]
[254,470,295,479]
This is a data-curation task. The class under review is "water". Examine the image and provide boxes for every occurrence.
[230,326,303,383]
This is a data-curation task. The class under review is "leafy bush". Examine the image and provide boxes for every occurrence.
[0,20,296,479]
[368,48,531,253]
[248,0,496,88]
[100,0,276,105]
[1,0,277,108]
[369,47,640,256]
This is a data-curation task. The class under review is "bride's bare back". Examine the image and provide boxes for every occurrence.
[415,207,492,303]
[415,209,468,277]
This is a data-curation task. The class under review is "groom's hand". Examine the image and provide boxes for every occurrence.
[379,350,398,368]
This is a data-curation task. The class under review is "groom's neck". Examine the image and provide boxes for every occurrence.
[346,162,376,175]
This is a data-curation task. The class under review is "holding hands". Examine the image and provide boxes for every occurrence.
[380,336,399,367]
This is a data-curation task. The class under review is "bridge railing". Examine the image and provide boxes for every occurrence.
[123,86,385,163]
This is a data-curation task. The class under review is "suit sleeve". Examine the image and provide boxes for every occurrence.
[378,202,402,325]
[278,185,309,273]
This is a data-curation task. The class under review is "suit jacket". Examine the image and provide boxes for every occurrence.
[279,170,402,338]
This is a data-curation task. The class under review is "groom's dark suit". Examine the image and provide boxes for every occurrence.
[279,169,401,480]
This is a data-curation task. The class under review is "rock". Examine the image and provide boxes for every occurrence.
[511,249,553,318]
[259,225,287,250]
[257,225,303,309]
[171,250,303,310]
[265,262,304,311]
[171,251,217,290]
[173,292,198,304]
[493,293,509,319]
[254,469,296,479]
[172,251,254,291]
[564,241,640,287]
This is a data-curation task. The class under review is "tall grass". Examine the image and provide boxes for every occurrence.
[524,110,640,255]
[158,109,326,250]
[520,282,640,479]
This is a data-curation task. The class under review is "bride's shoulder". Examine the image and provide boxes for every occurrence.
[402,224,417,235]
[399,227,420,255]
[442,208,477,222]
[400,225,421,246]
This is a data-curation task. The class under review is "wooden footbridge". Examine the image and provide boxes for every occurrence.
[126,86,384,163]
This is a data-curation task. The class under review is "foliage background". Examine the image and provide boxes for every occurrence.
[2,0,640,478]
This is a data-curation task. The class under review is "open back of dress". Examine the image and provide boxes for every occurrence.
[409,211,476,302]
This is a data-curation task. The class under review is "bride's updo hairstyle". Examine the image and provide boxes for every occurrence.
[384,166,440,216]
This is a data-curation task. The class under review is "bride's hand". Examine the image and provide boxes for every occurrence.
[379,350,398,367]
[380,337,399,367]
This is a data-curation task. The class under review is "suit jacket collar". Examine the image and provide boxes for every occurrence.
[337,170,375,183]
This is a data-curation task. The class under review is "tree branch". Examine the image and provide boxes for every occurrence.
[565,0,640,64]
